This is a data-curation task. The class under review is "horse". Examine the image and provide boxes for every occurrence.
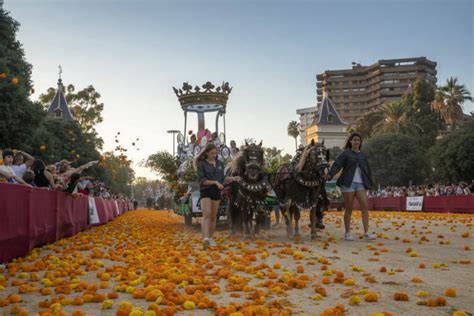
[225,141,268,238]
[273,140,330,240]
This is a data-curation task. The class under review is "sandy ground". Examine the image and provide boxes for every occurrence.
[0,209,473,316]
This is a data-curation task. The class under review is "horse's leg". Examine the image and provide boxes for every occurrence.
[284,203,294,239]
[235,203,243,235]
[316,188,327,229]
[253,207,260,236]
[229,202,237,236]
[242,209,249,239]
[293,204,301,238]
[248,210,255,239]
[310,206,318,240]
[316,202,324,229]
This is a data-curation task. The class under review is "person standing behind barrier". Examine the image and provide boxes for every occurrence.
[327,132,376,241]
[194,143,239,250]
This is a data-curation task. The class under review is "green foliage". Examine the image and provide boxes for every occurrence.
[287,120,300,149]
[405,77,444,147]
[264,146,292,173]
[432,77,473,130]
[351,109,383,138]
[0,9,45,149]
[364,133,429,186]
[182,161,197,182]
[99,152,135,196]
[146,151,179,182]
[328,146,343,162]
[374,101,421,135]
[430,119,474,182]
[24,117,100,164]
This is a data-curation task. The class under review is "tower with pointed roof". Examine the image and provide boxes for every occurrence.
[47,66,74,120]
[305,92,348,148]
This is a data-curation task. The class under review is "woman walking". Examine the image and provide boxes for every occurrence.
[328,133,376,241]
[195,143,239,249]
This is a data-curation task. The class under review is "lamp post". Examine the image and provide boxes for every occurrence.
[167,130,180,156]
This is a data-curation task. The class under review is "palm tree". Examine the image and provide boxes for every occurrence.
[432,77,472,130]
[287,121,300,150]
[374,101,420,135]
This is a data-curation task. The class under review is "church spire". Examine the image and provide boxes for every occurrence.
[47,66,74,120]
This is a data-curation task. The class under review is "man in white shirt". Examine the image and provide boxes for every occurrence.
[12,150,34,177]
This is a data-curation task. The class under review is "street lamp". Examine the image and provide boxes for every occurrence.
[167,130,180,156]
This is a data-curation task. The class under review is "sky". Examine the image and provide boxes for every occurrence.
[5,0,473,179]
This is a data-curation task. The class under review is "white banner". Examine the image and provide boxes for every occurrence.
[114,201,120,216]
[88,197,100,224]
[406,196,423,211]
[192,196,201,214]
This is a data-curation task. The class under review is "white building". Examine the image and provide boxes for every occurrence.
[296,106,317,146]
[306,96,348,148]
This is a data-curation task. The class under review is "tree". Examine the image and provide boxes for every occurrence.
[351,109,383,138]
[364,133,429,186]
[406,76,444,147]
[264,146,292,173]
[328,146,343,162]
[373,101,420,135]
[24,117,101,166]
[430,119,474,182]
[146,151,179,182]
[0,8,45,149]
[432,77,472,131]
[99,151,135,196]
[39,84,104,134]
[287,121,300,150]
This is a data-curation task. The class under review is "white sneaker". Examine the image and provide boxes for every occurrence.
[202,238,210,250]
[344,233,355,241]
[364,233,376,240]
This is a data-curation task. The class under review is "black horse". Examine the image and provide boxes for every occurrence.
[225,141,268,238]
[273,140,329,240]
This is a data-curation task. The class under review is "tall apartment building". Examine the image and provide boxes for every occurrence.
[316,57,437,124]
[296,106,317,146]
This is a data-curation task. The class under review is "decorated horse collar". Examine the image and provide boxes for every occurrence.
[239,179,267,192]
[295,174,321,188]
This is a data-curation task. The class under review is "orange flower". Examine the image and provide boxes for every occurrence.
[364,292,379,302]
[393,292,409,301]
[444,288,456,297]
[411,277,423,283]
[320,304,346,316]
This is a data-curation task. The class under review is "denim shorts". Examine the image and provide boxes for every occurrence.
[340,182,366,193]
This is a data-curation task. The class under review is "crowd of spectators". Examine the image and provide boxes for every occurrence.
[368,182,474,198]
[0,148,128,201]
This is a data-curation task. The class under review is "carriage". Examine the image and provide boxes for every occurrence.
[171,81,234,225]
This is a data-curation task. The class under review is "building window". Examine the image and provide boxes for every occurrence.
[55,109,62,118]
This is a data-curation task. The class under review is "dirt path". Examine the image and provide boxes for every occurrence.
[0,210,472,316]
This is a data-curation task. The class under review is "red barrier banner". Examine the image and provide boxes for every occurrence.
[29,188,57,247]
[333,195,474,214]
[0,183,128,263]
[0,184,31,262]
